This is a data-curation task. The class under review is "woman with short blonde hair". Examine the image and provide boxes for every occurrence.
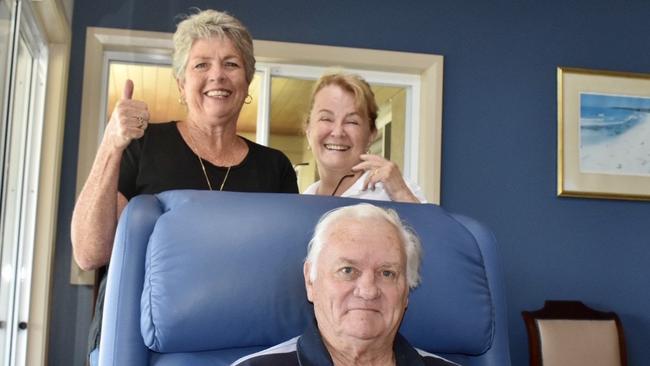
[73,9,298,365]
[303,72,425,202]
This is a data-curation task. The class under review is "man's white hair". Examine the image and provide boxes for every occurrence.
[305,203,422,289]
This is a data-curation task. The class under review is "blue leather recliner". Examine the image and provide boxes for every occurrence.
[98,190,511,366]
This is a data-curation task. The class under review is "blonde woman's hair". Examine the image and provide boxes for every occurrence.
[173,9,255,83]
[306,72,378,132]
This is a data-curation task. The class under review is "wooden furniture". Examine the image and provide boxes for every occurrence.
[522,300,627,366]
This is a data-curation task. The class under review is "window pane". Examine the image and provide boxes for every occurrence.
[107,62,185,124]
[236,72,259,142]
[268,76,315,192]
[370,85,406,172]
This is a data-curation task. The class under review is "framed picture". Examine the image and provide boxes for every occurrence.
[557,67,650,201]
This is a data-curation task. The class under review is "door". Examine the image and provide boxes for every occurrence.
[0,0,47,364]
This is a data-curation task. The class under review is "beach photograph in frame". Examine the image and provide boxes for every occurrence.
[558,67,650,200]
[580,93,650,176]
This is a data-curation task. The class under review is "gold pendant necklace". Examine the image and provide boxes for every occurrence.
[187,128,232,191]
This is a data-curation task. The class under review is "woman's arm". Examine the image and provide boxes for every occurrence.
[71,80,149,270]
[70,143,129,270]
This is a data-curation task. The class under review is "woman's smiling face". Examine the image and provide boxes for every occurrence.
[306,84,376,174]
[177,36,249,126]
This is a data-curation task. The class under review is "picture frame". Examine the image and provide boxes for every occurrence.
[557,67,650,201]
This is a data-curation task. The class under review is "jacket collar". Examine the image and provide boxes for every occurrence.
[296,318,424,366]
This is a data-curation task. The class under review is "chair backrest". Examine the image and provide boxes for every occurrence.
[522,300,627,366]
[99,190,511,366]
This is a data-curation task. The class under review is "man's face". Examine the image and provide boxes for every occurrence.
[304,217,409,346]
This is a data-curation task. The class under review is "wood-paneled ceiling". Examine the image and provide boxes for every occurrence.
[107,62,403,136]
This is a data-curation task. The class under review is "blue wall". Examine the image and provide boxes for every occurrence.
[51,0,650,364]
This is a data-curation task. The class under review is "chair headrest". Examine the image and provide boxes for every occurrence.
[140,190,494,355]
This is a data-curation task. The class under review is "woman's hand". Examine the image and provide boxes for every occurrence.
[352,154,420,203]
[104,79,150,150]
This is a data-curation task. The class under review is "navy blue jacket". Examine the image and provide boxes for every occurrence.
[233,319,458,366]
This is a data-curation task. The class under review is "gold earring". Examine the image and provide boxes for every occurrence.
[244,94,253,104]
[178,95,186,105]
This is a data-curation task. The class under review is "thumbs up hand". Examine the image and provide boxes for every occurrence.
[105,79,151,150]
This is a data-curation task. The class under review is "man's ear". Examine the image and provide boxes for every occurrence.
[304,261,314,302]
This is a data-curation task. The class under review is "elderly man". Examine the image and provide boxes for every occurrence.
[233,203,457,366]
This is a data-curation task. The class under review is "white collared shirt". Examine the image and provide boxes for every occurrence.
[302,171,427,203]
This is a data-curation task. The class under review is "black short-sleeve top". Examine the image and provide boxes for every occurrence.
[118,121,298,198]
